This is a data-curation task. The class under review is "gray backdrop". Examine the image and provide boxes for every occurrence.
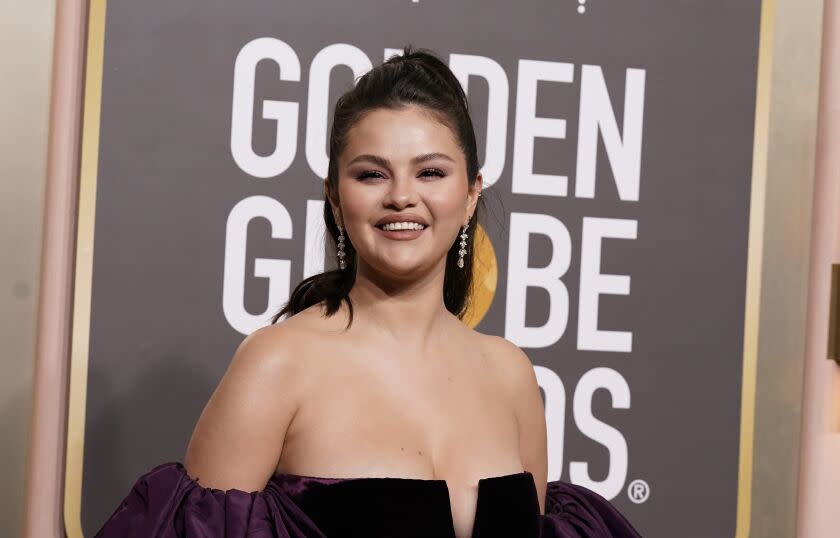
[78,1,762,536]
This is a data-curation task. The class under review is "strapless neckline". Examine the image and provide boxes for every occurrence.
[271,468,533,484]
[95,461,643,537]
[269,468,540,537]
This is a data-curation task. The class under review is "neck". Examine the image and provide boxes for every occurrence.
[347,259,456,352]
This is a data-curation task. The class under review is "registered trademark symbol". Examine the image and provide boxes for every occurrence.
[627,479,650,503]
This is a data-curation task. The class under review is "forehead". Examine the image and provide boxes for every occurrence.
[342,105,462,160]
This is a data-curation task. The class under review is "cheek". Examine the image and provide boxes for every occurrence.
[425,186,468,222]
[338,182,376,223]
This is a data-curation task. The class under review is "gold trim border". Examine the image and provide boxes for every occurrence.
[736,0,775,536]
[64,0,106,536]
[63,1,774,536]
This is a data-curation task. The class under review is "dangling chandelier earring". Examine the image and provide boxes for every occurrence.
[457,223,469,269]
[337,225,347,270]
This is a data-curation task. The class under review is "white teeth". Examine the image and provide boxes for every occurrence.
[381,221,426,231]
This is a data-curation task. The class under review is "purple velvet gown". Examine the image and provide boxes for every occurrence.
[94,462,641,537]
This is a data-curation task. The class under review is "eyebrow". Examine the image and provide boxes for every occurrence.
[346,152,456,169]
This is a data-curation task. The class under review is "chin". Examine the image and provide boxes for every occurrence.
[372,258,429,280]
[383,262,426,278]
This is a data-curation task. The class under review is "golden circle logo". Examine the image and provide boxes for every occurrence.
[463,222,498,328]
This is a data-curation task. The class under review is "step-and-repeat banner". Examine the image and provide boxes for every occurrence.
[69,1,763,536]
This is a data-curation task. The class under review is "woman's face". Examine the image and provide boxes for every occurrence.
[327,104,482,280]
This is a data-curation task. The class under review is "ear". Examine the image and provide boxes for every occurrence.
[464,172,483,226]
[324,178,342,226]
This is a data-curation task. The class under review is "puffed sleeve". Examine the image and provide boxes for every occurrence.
[539,480,642,537]
[94,462,326,538]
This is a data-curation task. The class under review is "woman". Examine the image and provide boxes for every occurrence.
[96,47,640,538]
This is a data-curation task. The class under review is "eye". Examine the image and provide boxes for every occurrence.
[419,168,446,178]
[356,170,385,180]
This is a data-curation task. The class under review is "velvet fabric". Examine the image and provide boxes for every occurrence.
[94,462,641,537]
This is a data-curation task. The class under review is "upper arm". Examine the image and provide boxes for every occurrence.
[184,324,305,492]
[490,335,548,514]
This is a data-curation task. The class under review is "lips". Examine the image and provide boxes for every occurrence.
[374,213,430,228]
[375,222,427,241]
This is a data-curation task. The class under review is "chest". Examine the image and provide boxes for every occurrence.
[280,350,524,537]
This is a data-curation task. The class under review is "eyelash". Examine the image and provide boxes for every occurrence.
[356,168,446,180]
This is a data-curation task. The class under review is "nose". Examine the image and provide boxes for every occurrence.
[384,174,418,209]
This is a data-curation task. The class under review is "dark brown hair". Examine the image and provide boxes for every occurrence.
[271,46,484,328]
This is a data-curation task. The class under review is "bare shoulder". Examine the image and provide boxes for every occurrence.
[223,301,345,406]
[474,331,547,511]
[238,321,302,359]
[475,332,539,395]
[478,333,533,365]
[183,313,317,492]
[227,317,314,383]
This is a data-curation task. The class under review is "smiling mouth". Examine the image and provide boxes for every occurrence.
[375,222,428,240]
[377,222,427,231]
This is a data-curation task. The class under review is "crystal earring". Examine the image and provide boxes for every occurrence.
[337,225,347,270]
[457,223,469,269]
